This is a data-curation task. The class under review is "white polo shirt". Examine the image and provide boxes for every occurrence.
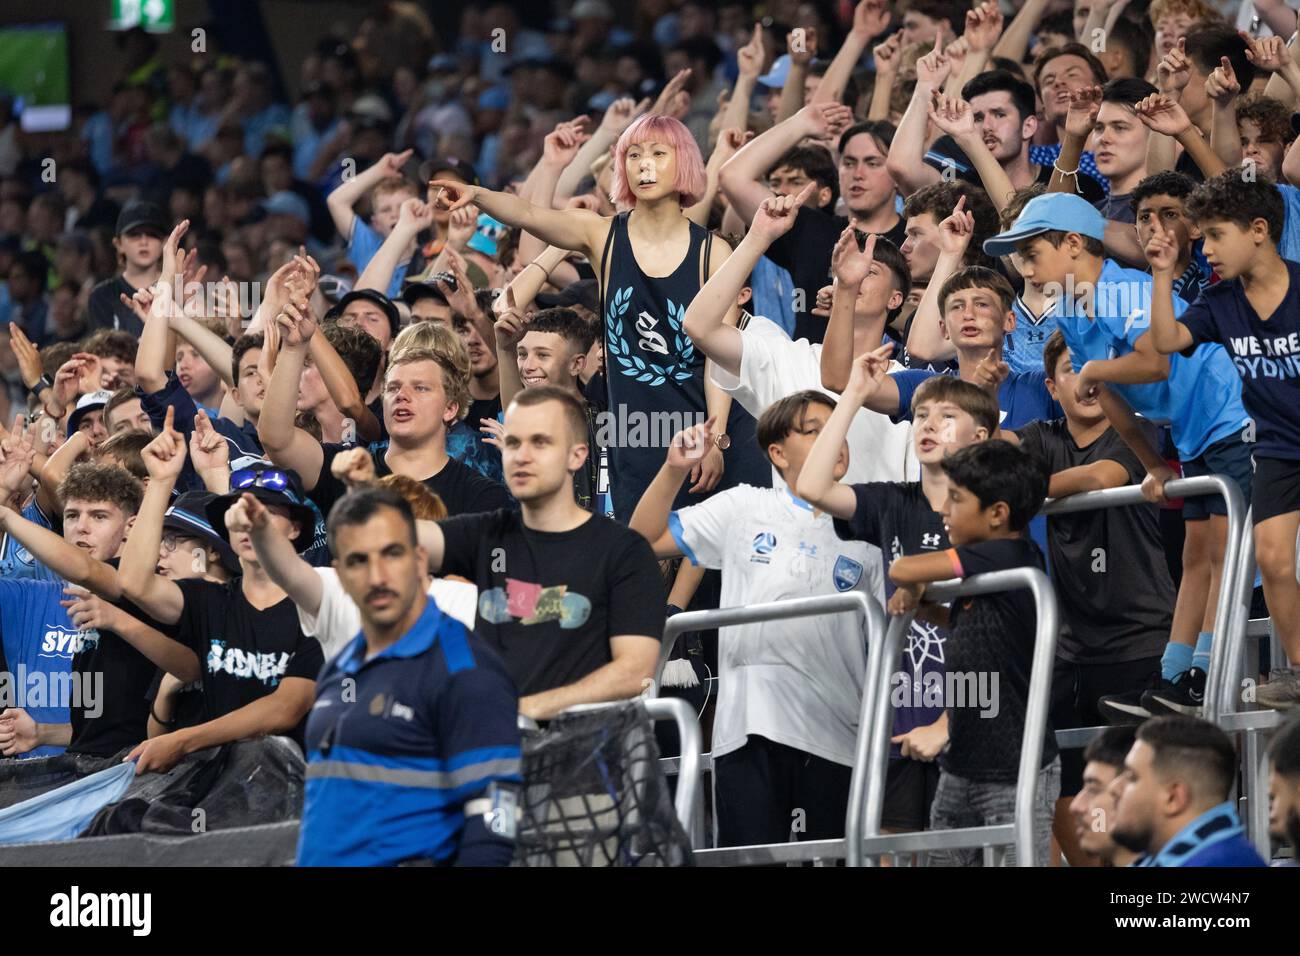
[297,568,479,660]
[670,484,883,767]
[709,315,918,486]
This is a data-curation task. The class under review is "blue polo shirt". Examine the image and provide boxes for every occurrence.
[1135,802,1266,867]
[1055,260,1248,460]
[296,596,522,867]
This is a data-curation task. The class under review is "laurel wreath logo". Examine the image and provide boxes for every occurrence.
[606,287,696,387]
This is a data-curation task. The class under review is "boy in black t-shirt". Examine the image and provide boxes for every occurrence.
[799,367,999,838]
[417,386,664,720]
[259,298,508,521]
[1147,172,1300,710]
[886,440,1058,866]
[118,410,324,771]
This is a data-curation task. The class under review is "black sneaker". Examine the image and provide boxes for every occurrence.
[1098,672,1167,724]
[1144,667,1207,716]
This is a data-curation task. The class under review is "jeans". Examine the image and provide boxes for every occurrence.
[927,758,1062,866]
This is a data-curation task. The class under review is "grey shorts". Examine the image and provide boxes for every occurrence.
[927,758,1062,867]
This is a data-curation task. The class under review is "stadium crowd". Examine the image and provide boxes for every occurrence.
[1,0,1300,868]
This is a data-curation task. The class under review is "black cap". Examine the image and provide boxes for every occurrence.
[115,199,169,237]
[421,156,480,187]
[163,491,241,574]
[401,281,449,307]
[206,465,318,555]
[535,279,599,314]
[337,289,401,339]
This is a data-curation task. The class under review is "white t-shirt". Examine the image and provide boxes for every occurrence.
[670,484,884,767]
[710,316,918,486]
[298,568,479,660]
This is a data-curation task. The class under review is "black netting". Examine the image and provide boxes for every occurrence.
[514,701,693,867]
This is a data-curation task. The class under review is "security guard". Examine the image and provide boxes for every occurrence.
[228,486,523,866]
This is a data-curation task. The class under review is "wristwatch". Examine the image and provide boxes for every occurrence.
[29,373,54,398]
[712,433,731,451]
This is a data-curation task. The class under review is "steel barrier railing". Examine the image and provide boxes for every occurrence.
[1036,477,1247,756]
[652,592,888,865]
[1210,508,1291,858]
[850,567,1058,867]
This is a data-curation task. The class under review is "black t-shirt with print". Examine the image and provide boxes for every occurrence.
[437,509,665,696]
[833,481,950,744]
[1016,418,1173,663]
[312,442,510,521]
[941,536,1057,784]
[765,205,908,344]
[68,561,179,757]
[175,578,324,745]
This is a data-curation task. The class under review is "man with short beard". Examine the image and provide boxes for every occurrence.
[295,486,520,866]
[1110,715,1266,866]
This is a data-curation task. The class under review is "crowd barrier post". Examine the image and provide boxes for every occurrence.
[850,567,1058,867]
[653,592,888,865]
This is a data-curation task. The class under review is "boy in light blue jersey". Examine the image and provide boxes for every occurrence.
[985,191,1252,720]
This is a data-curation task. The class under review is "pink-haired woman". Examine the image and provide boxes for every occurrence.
[431,113,737,522]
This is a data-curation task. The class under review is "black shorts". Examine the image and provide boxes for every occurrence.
[1251,455,1300,524]
[1050,655,1160,796]
[1180,435,1254,521]
[882,756,941,831]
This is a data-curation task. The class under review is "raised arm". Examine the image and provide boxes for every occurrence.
[776,27,818,123]
[885,49,950,194]
[1146,41,1191,176]
[952,2,1003,93]
[257,302,327,491]
[1135,92,1226,180]
[325,149,413,240]
[906,195,972,364]
[629,421,712,558]
[718,101,853,225]
[0,499,122,598]
[797,349,891,518]
[866,33,902,121]
[1141,223,1196,354]
[1248,30,1300,110]
[1048,85,1101,193]
[428,180,607,262]
[813,0,889,106]
[492,286,529,409]
[1204,57,1243,170]
[355,196,434,294]
[991,0,1051,64]
[686,128,751,228]
[555,98,645,203]
[683,185,815,376]
[118,408,188,625]
[822,227,898,391]
[227,491,324,616]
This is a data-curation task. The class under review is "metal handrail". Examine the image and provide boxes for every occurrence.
[1035,477,1246,752]
[850,567,1059,867]
[653,592,888,865]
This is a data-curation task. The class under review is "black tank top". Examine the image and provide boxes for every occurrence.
[599,212,711,522]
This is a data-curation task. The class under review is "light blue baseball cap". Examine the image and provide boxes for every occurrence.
[758,54,791,89]
[982,192,1107,258]
[468,212,508,257]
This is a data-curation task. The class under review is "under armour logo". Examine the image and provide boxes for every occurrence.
[635,311,669,355]
[921,533,942,548]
